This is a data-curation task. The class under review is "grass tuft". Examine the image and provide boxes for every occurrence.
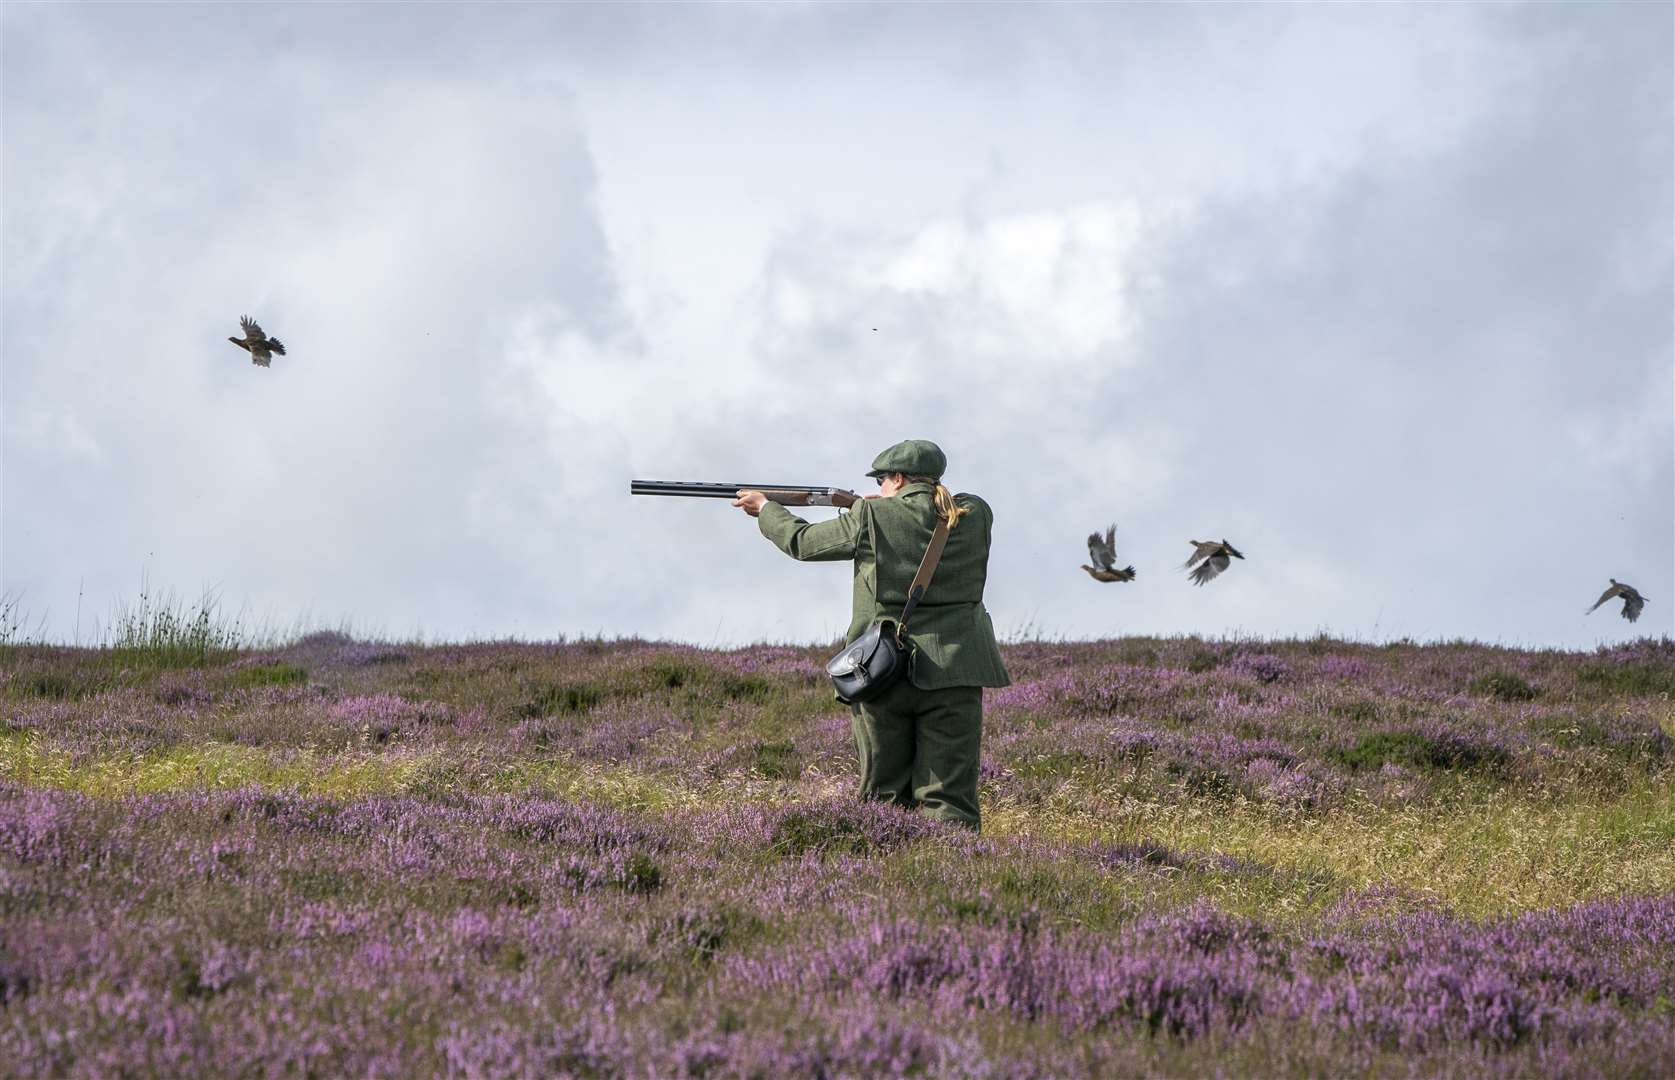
[108,585,244,669]
[1469,672,1540,702]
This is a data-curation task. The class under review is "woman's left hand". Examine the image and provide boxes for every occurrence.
[733,490,769,517]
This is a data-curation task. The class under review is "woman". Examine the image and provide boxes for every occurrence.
[732,439,1009,829]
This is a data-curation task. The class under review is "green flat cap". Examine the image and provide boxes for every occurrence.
[867,438,947,479]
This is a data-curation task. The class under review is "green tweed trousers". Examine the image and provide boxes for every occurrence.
[851,680,983,830]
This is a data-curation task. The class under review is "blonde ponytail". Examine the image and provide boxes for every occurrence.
[906,474,967,529]
[934,484,967,529]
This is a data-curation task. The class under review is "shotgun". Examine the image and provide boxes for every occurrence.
[630,480,860,508]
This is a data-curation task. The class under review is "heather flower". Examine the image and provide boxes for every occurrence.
[1227,652,1291,684]
[0,634,1670,1077]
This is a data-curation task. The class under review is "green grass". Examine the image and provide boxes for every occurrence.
[1577,662,1675,697]
[107,585,246,669]
[228,663,308,689]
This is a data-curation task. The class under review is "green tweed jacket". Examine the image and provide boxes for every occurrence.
[757,482,1011,690]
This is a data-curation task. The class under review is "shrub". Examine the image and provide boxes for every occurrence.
[720,674,773,702]
[622,852,663,894]
[1228,653,1289,684]
[749,740,801,779]
[519,683,603,717]
[772,810,869,857]
[647,660,698,690]
[1186,651,1222,674]
[1469,672,1540,702]
[768,802,940,858]
[1332,729,1509,774]
[655,906,761,963]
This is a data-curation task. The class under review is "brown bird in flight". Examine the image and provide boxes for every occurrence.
[1184,539,1244,586]
[1586,579,1647,623]
[1081,524,1136,583]
[229,315,286,367]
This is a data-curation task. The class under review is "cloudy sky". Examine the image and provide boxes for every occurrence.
[4,3,1670,648]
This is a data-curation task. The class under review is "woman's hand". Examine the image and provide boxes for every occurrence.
[733,490,769,517]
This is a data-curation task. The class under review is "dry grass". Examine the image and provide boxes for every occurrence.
[986,778,1675,918]
[8,727,1669,918]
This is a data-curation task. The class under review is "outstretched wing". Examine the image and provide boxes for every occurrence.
[1586,583,1624,614]
[1189,552,1230,586]
[1087,525,1116,571]
[240,315,268,345]
[1183,542,1209,569]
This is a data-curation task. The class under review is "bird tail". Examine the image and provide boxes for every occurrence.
[1119,566,1136,581]
[268,339,286,355]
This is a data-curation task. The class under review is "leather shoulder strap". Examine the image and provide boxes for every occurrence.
[897,514,951,630]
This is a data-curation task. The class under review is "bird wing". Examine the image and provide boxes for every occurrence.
[1622,591,1645,623]
[1586,583,1625,613]
[1189,552,1230,586]
[240,316,268,344]
[1087,526,1116,571]
[1183,542,1209,569]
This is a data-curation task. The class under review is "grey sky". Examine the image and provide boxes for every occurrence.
[4,3,1670,647]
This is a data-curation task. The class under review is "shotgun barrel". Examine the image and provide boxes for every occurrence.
[630,480,860,508]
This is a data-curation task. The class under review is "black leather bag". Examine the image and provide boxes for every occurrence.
[825,618,910,705]
[824,515,951,705]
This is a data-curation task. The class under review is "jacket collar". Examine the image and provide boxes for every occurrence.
[897,481,937,497]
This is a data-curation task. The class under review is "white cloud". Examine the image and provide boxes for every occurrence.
[3,3,1669,647]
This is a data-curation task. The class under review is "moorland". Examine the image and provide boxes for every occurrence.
[3,628,1673,1076]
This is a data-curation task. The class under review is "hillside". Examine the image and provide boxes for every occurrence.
[3,634,1672,1076]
